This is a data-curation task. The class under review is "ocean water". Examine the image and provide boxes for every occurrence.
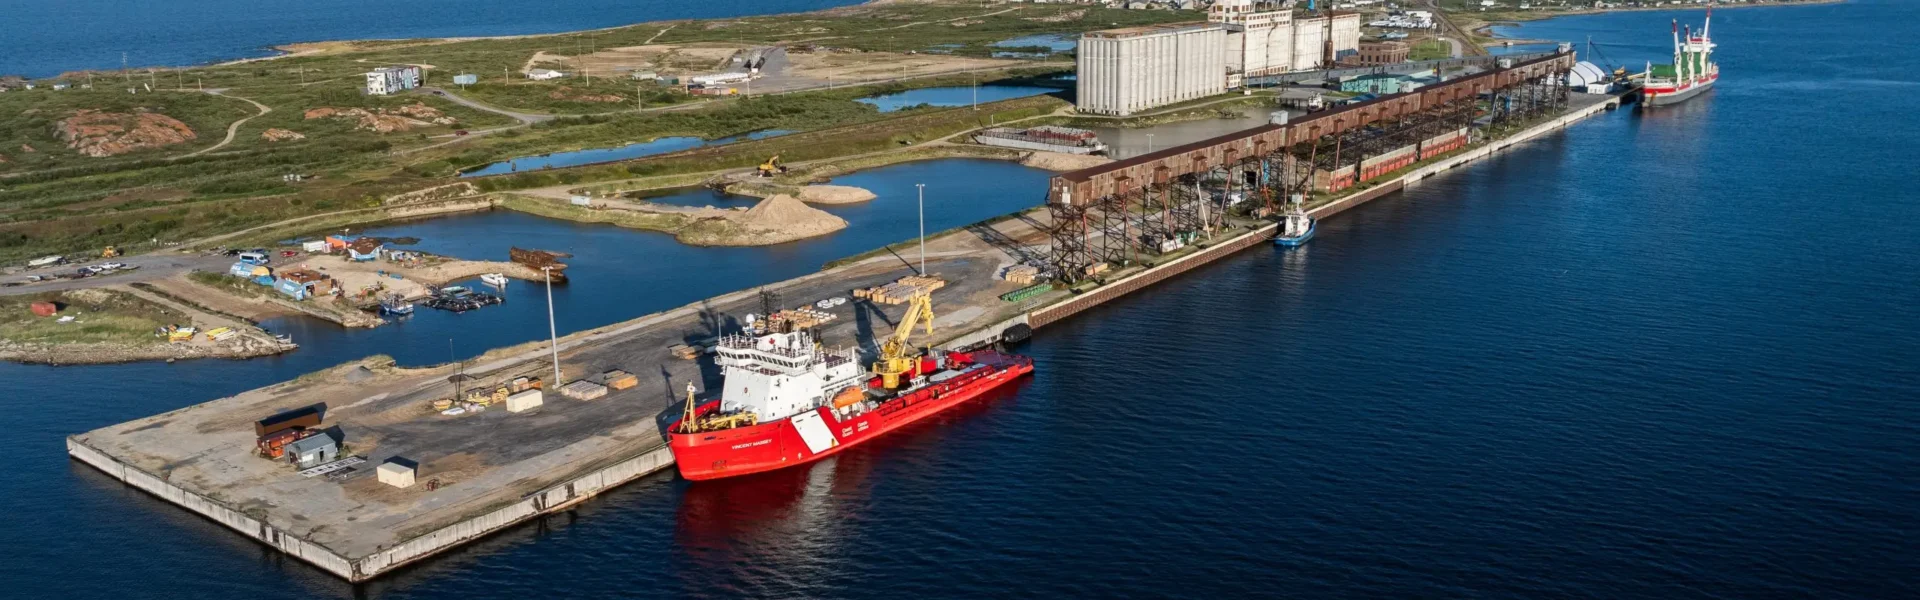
[0,0,859,79]
[6,1,1920,597]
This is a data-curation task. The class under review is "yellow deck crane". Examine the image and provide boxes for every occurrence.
[678,382,757,434]
[872,290,935,389]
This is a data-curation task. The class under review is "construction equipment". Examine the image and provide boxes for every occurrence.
[756,155,788,177]
[257,428,317,459]
[101,246,120,258]
[872,289,935,389]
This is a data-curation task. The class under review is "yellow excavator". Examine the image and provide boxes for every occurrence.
[756,155,788,177]
[101,246,120,258]
[872,290,935,389]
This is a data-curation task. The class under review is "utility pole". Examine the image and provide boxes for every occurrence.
[122,52,129,85]
[916,183,927,275]
[544,267,562,387]
[450,339,461,401]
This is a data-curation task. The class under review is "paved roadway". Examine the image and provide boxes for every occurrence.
[1,250,235,296]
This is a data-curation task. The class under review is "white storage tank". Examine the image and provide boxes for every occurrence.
[377,459,416,488]
[505,389,544,413]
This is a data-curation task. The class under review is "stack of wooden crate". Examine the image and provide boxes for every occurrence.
[862,275,947,304]
[768,307,836,330]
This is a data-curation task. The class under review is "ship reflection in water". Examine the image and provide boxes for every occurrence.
[669,383,1026,588]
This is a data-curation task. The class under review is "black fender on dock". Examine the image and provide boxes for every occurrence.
[1000,323,1033,345]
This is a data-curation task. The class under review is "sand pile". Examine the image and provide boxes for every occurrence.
[797,185,876,205]
[677,194,847,246]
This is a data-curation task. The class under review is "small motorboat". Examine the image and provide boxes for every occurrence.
[379,294,415,316]
[1273,194,1316,247]
[480,273,509,288]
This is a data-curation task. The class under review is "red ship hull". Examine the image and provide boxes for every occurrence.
[668,351,1033,481]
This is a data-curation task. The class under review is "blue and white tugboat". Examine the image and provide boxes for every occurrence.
[1273,194,1316,247]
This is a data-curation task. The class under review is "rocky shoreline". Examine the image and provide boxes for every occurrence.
[0,337,294,366]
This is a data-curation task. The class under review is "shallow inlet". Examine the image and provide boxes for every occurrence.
[459,130,792,177]
[855,85,1060,113]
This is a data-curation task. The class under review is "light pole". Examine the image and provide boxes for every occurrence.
[543,267,561,386]
[1146,133,1154,154]
[916,183,927,276]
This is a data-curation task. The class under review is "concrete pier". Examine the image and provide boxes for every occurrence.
[67,92,1622,582]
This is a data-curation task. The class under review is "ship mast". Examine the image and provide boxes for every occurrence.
[680,382,700,434]
[1671,20,1683,83]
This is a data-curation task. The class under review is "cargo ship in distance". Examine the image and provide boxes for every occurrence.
[1642,6,1717,107]
[668,291,1033,481]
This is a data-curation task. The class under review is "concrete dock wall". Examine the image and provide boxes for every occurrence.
[67,438,359,579]
[351,444,675,580]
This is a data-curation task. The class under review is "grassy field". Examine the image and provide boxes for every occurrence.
[473,92,1066,192]
[0,288,180,345]
[1410,39,1454,61]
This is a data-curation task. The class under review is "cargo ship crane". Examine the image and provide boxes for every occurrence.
[872,291,935,389]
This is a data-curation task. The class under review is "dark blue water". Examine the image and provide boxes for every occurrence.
[8,2,1920,597]
[0,0,859,79]
[459,130,792,177]
[856,85,1061,112]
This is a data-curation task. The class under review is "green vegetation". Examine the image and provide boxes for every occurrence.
[1410,40,1453,61]
[0,2,1196,265]
[475,92,1064,192]
[0,289,179,345]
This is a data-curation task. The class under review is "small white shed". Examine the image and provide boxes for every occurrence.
[377,459,416,488]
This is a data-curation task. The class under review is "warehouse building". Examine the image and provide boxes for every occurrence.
[1076,23,1228,117]
[364,66,422,96]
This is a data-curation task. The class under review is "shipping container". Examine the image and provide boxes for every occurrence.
[377,460,416,488]
[505,389,545,413]
[1315,165,1357,193]
[1359,144,1417,182]
[255,407,322,437]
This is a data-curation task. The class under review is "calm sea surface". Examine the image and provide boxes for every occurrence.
[0,0,859,78]
[5,1,1919,597]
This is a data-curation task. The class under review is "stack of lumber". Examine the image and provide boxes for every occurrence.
[669,344,701,360]
[1002,265,1041,285]
[861,275,947,305]
[769,307,836,329]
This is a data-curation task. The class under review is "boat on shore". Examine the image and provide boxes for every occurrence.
[1273,194,1316,247]
[1642,6,1717,107]
[668,291,1033,481]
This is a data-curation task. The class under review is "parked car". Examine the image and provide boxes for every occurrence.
[454,130,469,136]
[281,250,299,257]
